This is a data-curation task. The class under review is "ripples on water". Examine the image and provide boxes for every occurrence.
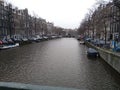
[0,38,120,90]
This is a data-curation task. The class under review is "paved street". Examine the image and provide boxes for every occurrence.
[0,38,120,90]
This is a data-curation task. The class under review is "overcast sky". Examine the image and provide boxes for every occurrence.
[6,0,97,29]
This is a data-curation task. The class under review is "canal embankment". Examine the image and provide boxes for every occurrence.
[85,41,120,74]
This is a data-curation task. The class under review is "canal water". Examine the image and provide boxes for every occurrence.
[0,38,120,90]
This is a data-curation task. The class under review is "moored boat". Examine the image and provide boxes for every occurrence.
[87,48,99,58]
[0,43,19,50]
[79,41,85,44]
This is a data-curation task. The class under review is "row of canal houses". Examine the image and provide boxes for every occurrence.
[0,0,64,41]
[79,0,120,42]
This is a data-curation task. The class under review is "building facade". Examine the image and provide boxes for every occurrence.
[0,0,64,40]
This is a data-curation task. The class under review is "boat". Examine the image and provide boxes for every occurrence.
[79,41,85,44]
[87,48,99,57]
[0,43,19,50]
[0,82,80,90]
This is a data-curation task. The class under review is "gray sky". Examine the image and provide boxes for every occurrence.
[7,0,97,29]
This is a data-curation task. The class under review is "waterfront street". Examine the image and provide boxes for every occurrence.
[0,38,120,90]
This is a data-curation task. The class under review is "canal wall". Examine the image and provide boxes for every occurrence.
[85,42,120,74]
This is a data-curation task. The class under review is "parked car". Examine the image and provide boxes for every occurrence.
[28,37,39,42]
[85,38,92,42]
[35,35,43,41]
[43,36,49,40]
[11,38,22,43]
[115,42,120,52]
[1,39,8,45]
[90,39,110,48]
[6,38,15,45]
[0,40,3,45]
[22,38,28,42]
